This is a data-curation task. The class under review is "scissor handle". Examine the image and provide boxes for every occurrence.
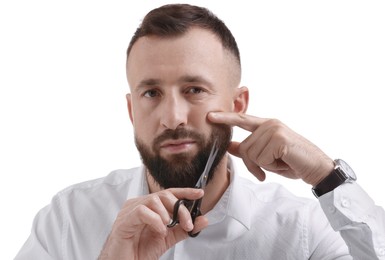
[167,199,187,227]
[167,198,202,237]
[187,208,202,237]
[167,199,195,227]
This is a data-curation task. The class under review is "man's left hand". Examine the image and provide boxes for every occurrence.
[208,112,334,186]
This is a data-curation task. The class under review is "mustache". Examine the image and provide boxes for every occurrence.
[153,128,205,150]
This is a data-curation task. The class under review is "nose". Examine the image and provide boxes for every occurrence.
[160,93,188,130]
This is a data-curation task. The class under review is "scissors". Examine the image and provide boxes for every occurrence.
[167,139,219,237]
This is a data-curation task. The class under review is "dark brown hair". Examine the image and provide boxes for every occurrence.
[126,4,241,67]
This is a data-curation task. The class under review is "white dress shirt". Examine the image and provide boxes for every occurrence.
[15,159,385,259]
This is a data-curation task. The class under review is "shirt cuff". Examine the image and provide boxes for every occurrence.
[318,182,375,231]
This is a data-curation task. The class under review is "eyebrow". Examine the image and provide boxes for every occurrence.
[135,75,213,90]
[136,78,161,89]
[177,75,212,87]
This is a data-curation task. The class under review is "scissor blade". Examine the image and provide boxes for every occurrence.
[195,139,219,189]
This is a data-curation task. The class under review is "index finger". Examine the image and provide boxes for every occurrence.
[167,187,204,200]
[208,112,268,132]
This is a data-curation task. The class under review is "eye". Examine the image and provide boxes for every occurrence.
[186,87,205,95]
[143,89,160,98]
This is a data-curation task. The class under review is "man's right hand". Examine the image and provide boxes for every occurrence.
[98,188,208,260]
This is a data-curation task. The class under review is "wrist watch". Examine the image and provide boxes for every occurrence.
[312,159,357,198]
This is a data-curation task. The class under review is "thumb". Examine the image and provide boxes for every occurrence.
[228,141,241,158]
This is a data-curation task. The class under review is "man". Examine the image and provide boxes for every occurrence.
[16,4,384,259]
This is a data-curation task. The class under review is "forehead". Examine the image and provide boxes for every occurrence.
[127,27,224,65]
[126,28,236,88]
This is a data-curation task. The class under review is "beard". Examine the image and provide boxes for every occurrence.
[135,125,232,189]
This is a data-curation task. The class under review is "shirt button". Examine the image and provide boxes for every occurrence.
[328,206,336,213]
[341,198,351,208]
[378,247,385,256]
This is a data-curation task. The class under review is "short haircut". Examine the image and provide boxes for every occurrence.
[126,3,241,68]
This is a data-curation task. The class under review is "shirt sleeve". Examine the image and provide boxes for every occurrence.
[14,195,64,260]
[318,182,385,259]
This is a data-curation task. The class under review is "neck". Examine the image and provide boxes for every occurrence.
[146,154,231,214]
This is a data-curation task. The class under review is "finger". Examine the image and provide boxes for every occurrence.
[228,139,266,181]
[167,188,204,200]
[242,125,274,166]
[227,141,241,158]
[242,155,266,181]
[188,215,209,236]
[168,216,208,243]
[174,202,195,231]
[258,143,291,172]
[165,200,195,231]
[208,112,268,132]
[157,188,204,216]
[125,204,168,236]
[253,168,266,182]
[160,189,204,231]
[134,189,203,228]
[142,194,175,226]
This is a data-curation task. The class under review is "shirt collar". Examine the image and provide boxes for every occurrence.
[206,156,252,230]
[125,165,149,199]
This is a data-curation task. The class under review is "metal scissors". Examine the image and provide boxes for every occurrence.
[167,139,219,237]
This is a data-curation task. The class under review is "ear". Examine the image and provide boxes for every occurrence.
[126,93,134,124]
[232,86,249,113]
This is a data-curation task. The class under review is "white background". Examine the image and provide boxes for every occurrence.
[1,1,384,258]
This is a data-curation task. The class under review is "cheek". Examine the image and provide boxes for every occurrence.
[203,95,234,112]
[221,93,237,110]
[132,108,157,136]
[189,98,232,126]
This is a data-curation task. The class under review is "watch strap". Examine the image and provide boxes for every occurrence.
[312,166,346,197]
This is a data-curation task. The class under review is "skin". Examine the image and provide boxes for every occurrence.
[99,28,334,259]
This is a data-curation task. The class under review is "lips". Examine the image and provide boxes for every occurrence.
[160,139,196,148]
[158,139,197,155]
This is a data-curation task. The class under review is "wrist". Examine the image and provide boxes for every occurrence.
[307,158,335,187]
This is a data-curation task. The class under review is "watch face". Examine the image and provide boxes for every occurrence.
[337,159,357,181]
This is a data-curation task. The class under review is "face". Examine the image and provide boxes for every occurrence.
[126,28,246,188]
